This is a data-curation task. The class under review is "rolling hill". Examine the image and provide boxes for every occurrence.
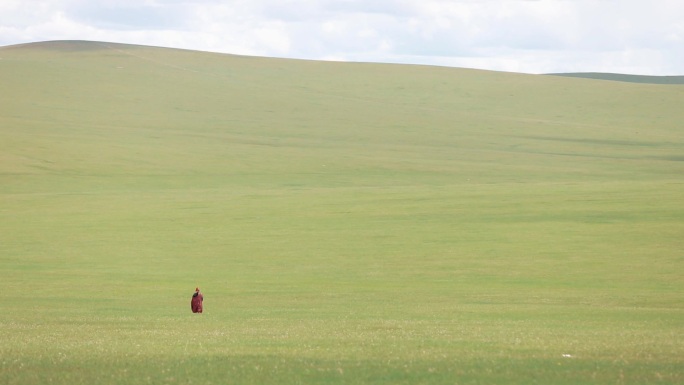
[2,40,682,185]
[1,40,683,385]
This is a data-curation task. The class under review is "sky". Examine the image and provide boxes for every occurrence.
[1,0,682,75]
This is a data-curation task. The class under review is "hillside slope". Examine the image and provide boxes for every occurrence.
[2,40,682,186]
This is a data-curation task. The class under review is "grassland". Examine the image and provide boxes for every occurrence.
[1,40,683,384]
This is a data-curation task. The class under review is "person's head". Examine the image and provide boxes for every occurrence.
[195,287,200,292]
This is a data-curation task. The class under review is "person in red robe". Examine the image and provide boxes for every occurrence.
[191,287,203,313]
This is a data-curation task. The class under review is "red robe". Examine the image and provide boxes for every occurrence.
[191,292,203,313]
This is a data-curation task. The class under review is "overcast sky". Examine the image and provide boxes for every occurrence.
[1,0,682,75]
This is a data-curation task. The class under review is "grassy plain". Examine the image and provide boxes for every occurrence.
[1,41,683,384]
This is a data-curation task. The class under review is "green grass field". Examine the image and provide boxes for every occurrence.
[1,40,683,384]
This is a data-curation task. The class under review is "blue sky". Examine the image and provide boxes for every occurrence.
[1,0,682,75]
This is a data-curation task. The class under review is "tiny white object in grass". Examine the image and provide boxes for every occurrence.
[562,354,573,358]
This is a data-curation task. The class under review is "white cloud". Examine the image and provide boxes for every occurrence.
[0,0,682,75]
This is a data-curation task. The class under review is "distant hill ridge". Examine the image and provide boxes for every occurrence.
[0,40,185,52]
[548,72,684,85]
[3,40,682,84]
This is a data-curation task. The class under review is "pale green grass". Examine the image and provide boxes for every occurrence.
[1,41,683,384]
